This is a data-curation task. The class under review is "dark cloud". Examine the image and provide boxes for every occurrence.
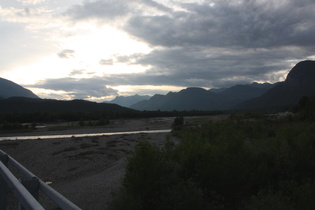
[99,59,114,65]
[139,0,173,13]
[60,0,315,97]
[66,0,172,24]
[32,78,118,99]
[130,46,297,87]
[125,0,315,48]
[57,49,75,59]
[67,0,130,21]
[66,0,315,49]
[69,69,85,76]
[114,54,143,64]
[120,0,315,88]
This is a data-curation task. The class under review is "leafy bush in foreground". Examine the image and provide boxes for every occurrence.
[110,116,315,210]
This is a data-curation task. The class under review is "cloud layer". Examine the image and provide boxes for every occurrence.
[63,0,315,90]
[2,0,315,100]
[32,78,118,100]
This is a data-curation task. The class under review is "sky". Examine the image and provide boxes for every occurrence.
[1,0,315,102]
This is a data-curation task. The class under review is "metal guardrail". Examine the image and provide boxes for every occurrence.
[0,150,81,210]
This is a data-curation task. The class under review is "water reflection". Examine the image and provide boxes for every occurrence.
[0,129,171,141]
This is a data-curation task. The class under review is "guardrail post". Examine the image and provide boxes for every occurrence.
[22,178,40,200]
[0,171,8,210]
[19,178,40,210]
[0,154,9,210]
[0,174,8,210]
[0,153,8,165]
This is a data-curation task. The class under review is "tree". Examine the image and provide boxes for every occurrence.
[172,115,184,130]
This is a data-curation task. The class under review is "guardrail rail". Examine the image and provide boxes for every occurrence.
[0,149,81,210]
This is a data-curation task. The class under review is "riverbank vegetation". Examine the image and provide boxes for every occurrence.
[0,110,222,132]
[109,97,315,210]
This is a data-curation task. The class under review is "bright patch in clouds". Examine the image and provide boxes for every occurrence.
[3,55,70,84]
[59,23,151,62]
[28,88,72,100]
[3,18,151,85]
[110,85,187,96]
[17,0,45,5]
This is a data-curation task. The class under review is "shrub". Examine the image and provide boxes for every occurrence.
[110,115,315,210]
[172,116,184,130]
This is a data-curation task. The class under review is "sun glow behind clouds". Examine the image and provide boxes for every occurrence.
[2,55,73,84]
[27,88,73,100]
[28,87,115,102]
[4,22,152,84]
[59,24,152,61]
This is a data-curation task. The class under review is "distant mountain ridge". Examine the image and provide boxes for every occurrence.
[108,94,150,107]
[131,83,276,111]
[2,60,314,113]
[131,60,315,111]
[0,77,39,99]
[236,60,315,110]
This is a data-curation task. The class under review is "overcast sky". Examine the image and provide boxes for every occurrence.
[1,0,315,101]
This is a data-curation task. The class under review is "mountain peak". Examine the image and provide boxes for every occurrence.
[285,60,315,88]
[108,94,150,107]
[0,77,39,99]
[180,87,208,94]
[235,60,315,110]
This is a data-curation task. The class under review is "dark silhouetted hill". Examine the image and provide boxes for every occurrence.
[0,77,39,99]
[108,94,150,107]
[131,83,275,111]
[0,97,133,114]
[236,60,315,110]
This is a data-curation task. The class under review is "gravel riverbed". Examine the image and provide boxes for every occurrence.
[0,118,174,209]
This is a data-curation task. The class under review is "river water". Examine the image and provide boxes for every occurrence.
[0,129,172,141]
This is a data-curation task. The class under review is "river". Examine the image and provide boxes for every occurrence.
[0,129,172,141]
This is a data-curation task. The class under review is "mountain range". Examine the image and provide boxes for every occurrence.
[129,60,315,111]
[108,95,150,107]
[236,60,315,110]
[130,83,276,111]
[1,60,315,113]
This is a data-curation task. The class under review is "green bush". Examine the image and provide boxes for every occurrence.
[110,140,205,210]
[110,116,315,210]
[172,116,184,130]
